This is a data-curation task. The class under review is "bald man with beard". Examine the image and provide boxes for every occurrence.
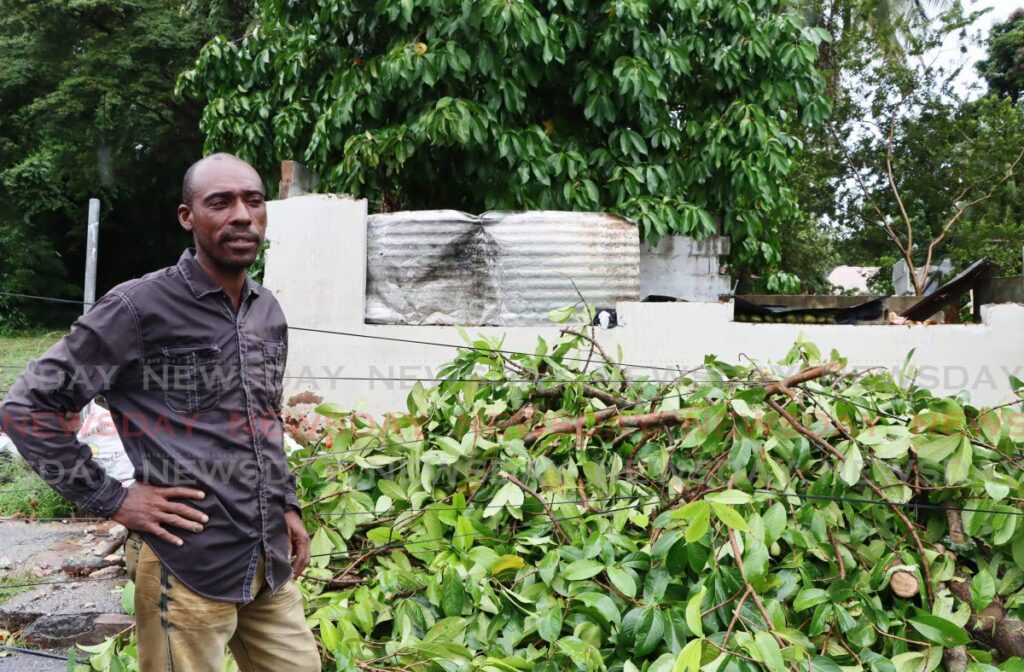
[1,154,321,671]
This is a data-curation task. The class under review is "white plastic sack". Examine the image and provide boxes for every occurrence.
[0,432,16,458]
[77,401,135,485]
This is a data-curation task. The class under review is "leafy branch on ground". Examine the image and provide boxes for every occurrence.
[77,312,1024,671]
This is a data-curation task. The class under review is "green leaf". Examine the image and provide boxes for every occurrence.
[685,501,711,542]
[454,516,475,554]
[563,559,605,581]
[800,656,845,672]
[917,434,962,463]
[764,503,787,543]
[120,580,135,616]
[711,503,749,531]
[742,541,770,582]
[537,601,563,642]
[971,569,996,611]
[979,412,1002,445]
[908,612,971,647]
[705,489,753,505]
[674,639,703,672]
[685,586,706,637]
[839,442,864,486]
[314,402,351,419]
[607,566,637,598]
[754,631,786,672]
[484,481,524,518]
[794,588,828,611]
[557,637,601,668]
[945,437,973,484]
[441,569,466,617]
[667,538,689,575]
[634,608,666,657]
[547,304,576,323]
[994,510,1017,545]
[421,450,459,466]
[731,399,756,418]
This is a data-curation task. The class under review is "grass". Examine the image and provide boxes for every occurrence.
[1,329,73,518]
[0,571,36,606]
[0,454,73,518]
[0,329,65,392]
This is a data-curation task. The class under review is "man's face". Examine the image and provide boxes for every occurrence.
[178,159,267,272]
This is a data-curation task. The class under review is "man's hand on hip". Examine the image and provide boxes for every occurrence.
[112,484,208,547]
[285,509,310,576]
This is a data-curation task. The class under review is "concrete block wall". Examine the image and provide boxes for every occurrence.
[639,235,732,301]
[265,196,1024,418]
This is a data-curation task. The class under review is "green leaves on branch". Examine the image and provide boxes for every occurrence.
[72,324,1024,672]
[181,0,831,280]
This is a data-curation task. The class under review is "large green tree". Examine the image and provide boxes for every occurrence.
[788,1,1024,294]
[977,8,1024,102]
[180,0,831,291]
[0,0,249,329]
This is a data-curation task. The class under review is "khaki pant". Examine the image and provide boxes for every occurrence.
[125,533,320,672]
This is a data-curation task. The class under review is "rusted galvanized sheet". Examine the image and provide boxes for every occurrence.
[365,210,640,325]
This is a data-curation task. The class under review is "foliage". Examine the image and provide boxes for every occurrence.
[180,0,832,289]
[78,313,1024,670]
[287,328,1024,671]
[0,0,251,319]
[1,331,71,517]
[774,214,842,293]
[977,9,1024,103]
[801,3,1024,290]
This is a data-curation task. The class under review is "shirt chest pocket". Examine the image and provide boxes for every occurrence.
[262,340,285,405]
[148,345,223,414]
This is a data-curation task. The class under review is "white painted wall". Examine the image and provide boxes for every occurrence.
[266,195,1024,419]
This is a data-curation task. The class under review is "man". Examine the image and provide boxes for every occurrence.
[0,154,321,671]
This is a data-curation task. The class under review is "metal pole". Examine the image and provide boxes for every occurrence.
[84,199,100,314]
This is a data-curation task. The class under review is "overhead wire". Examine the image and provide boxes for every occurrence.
[1,289,740,376]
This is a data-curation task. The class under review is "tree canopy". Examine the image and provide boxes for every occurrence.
[977,9,1024,103]
[180,0,832,291]
[789,2,1024,290]
[0,0,249,329]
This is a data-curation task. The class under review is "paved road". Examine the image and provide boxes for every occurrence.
[0,519,127,669]
[0,649,71,671]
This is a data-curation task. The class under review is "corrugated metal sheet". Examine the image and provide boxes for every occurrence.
[365,210,640,326]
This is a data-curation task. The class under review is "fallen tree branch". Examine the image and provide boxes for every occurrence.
[530,384,630,407]
[522,407,686,446]
[766,396,935,606]
[301,574,367,589]
[727,527,788,650]
[560,328,627,385]
[499,471,569,542]
[524,364,842,447]
[763,363,842,397]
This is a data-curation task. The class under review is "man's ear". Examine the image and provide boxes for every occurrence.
[178,204,194,232]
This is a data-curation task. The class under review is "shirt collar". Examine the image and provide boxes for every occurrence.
[176,248,261,300]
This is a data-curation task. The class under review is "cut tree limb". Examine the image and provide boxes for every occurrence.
[523,364,839,447]
[767,396,935,606]
[947,571,1024,659]
[890,571,920,598]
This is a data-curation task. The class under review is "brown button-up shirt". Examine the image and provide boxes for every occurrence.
[0,249,299,602]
